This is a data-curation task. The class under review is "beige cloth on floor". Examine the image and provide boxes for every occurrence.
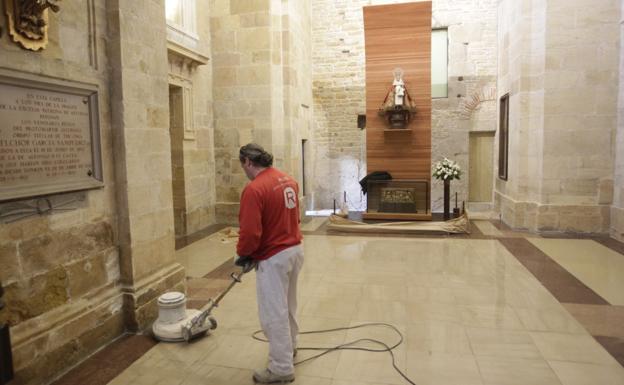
[327,213,470,234]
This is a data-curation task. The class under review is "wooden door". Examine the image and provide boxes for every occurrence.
[469,131,494,202]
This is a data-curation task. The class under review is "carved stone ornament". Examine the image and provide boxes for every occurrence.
[4,0,61,51]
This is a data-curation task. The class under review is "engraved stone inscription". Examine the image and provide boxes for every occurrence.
[0,78,102,201]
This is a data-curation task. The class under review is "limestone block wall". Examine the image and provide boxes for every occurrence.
[496,0,620,233]
[175,6,216,236]
[542,0,619,208]
[210,0,276,223]
[0,1,124,383]
[496,0,547,228]
[311,0,498,211]
[312,0,367,211]
[211,0,313,223]
[107,0,185,332]
[280,0,314,198]
[613,0,624,241]
[430,0,498,211]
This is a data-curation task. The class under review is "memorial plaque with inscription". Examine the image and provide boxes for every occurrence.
[0,70,103,201]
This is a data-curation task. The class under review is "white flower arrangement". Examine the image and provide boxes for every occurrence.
[432,158,461,181]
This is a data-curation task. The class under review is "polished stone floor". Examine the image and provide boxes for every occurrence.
[53,219,624,385]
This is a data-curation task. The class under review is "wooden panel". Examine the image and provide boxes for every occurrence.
[468,132,494,202]
[364,2,432,181]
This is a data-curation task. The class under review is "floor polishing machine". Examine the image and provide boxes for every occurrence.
[152,256,255,342]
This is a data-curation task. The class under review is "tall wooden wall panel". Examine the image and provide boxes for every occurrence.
[364,2,432,181]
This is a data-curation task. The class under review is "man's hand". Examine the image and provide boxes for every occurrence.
[234,255,256,273]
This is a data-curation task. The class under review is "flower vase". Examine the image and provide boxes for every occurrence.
[443,179,450,220]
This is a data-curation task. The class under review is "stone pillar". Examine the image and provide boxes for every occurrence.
[211,0,312,223]
[210,0,274,223]
[496,0,620,233]
[496,0,547,228]
[107,0,184,330]
[613,0,624,241]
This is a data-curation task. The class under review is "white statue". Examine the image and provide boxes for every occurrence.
[392,68,405,106]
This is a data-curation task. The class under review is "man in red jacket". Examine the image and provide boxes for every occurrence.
[236,143,304,384]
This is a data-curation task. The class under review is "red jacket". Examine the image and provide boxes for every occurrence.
[237,167,302,260]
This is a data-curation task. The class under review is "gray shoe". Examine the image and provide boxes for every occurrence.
[252,368,295,384]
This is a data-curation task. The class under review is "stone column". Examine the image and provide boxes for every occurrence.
[211,0,278,223]
[613,0,624,241]
[496,0,620,233]
[106,0,184,330]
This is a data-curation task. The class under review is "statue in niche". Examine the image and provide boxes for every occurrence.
[378,68,417,129]
[4,0,61,51]
[392,68,406,106]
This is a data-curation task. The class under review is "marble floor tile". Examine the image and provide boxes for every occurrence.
[52,335,156,385]
[476,356,562,385]
[311,282,364,301]
[297,316,350,346]
[407,302,462,323]
[562,303,624,338]
[176,230,235,278]
[204,295,260,336]
[333,344,408,385]
[458,304,524,330]
[466,327,542,359]
[361,283,408,302]
[528,239,624,305]
[473,220,505,237]
[342,320,407,351]
[406,285,456,304]
[513,307,586,334]
[405,352,483,385]
[301,296,358,320]
[548,360,624,385]
[179,365,253,385]
[594,336,624,367]
[294,348,343,379]
[353,299,408,324]
[452,285,513,306]
[330,380,389,385]
[194,333,269,370]
[101,235,624,385]
[499,238,608,305]
[530,332,619,366]
[406,319,472,355]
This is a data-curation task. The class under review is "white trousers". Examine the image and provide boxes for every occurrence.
[256,244,304,376]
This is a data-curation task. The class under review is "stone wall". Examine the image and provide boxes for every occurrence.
[280,0,314,206]
[107,0,185,332]
[210,0,276,223]
[0,1,190,383]
[496,0,620,233]
[0,1,125,383]
[312,0,367,211]
[211,0,313,223]
[167,5,216,237]
[311,0,498,212]
[495,0,547,228]
[613,0,624,241]
[430,0,498,211]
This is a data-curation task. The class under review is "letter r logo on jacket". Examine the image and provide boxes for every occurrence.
[284,187,296,209]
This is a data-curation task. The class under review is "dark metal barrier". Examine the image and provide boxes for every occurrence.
[0,283,13,384]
